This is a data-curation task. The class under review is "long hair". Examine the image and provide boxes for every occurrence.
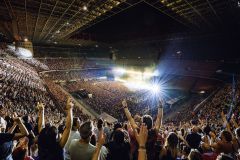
[38,125,58,155]
[164,132,178,159]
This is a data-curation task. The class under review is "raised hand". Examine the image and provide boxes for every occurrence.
[122,99,128,108]
[37,102,45,111]
[66,97,74,110]
[13,117,22,124]
[209,131,216,139]
[97,130,106,146]
[135,124,148,147]
[92,129,106,160]
[13,112,18,118]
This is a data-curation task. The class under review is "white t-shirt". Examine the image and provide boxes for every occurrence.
[0,117,6,130]
[64,130,80,160]
[69,139,107,160]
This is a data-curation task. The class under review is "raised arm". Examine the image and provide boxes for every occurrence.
[221,111,232,132]
[154,103,163,131]
[122,99,138,130]
[12,117,29,140]
[134,124,148,160]
[178,134,190,148]
[38,102,45,134]
[209,131,219,150]
[230,114,239,129]
[59,98,73,148]
[92,129,105,160]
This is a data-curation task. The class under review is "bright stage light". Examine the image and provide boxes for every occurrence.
[151,84,160,93]
[8,45,33,58]
[83,5,88,11]
[113,68,126,74]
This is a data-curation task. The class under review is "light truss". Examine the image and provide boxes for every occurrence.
[0,0,237,45]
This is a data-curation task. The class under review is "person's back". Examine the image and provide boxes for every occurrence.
[186,130,201,149]
[0,133,14,160]
[69,121,107,160]
[160,149,176,160]
[38,126,63,160]
[105,141,130,160]
[64,117,81,160]
[69,139,96,160]
[146,129,158,160]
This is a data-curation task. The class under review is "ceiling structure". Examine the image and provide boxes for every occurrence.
[0,0,238,46]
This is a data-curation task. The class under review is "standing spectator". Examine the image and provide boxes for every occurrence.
[69,121,107,160]
[37,98,73,160]
[105,129,131,160]
[122,99,163,160]
[64,117,81,160]
[0,117,29,160]
[159,132,180,160]
[186,126,202,150]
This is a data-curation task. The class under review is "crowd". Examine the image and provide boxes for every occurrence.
[2,47,240,160]
[38,58,85,70]
[43,69,108,82]
[44,79,90,120]
[38,58,110,71]
[1,93,240,160]
[64,80,153,121]
[198,84,240,124]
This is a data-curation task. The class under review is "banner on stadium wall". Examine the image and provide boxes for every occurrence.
[98,112,117,123]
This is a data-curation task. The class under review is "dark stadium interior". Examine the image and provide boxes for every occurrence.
[1,0,240,160]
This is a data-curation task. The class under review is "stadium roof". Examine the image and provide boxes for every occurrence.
[0,0,239,45]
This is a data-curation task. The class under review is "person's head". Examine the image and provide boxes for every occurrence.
[97,118,103,129]
[220,130,232,142]
[134,114,141,125]
[203,125,211,136]
[72,117,80,131]
[22,115,30,123]
[165,132,178,149]
[180,128,185,136]
[113,130,125,144]
[80,121,93,141]
[191,119,198,126]
[12,147,27,160]
[142,115,153,130]
[113,123,122,131]
[38,125,59,150]
[192,126,199,133]
[188,149,202,160]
